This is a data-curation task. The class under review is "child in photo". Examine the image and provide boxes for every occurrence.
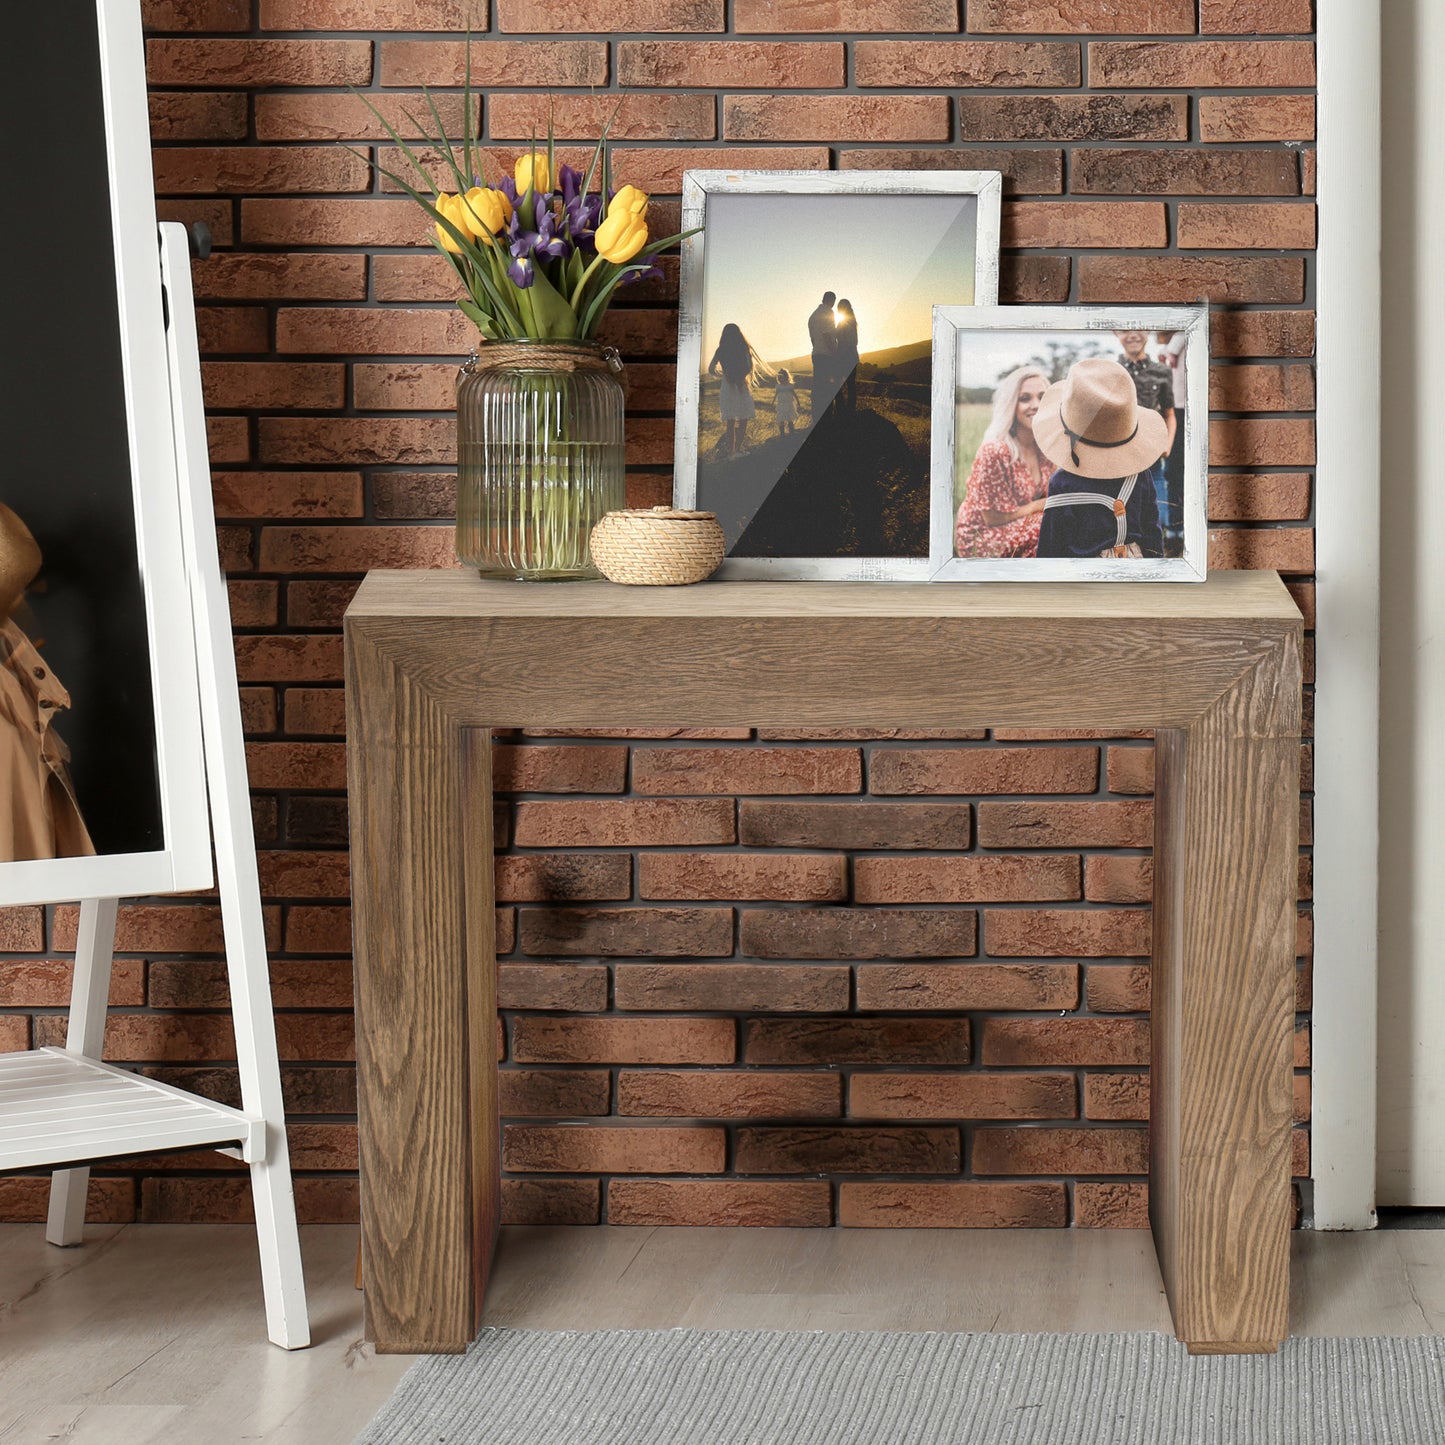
[773,368,799,436]
[1032,358,1166,560]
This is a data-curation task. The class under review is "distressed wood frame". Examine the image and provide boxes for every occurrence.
[929,305,1209,583]
[672,169,1003,581]
[345,569,1301,1357]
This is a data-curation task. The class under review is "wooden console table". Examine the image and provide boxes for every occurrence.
[344,570,1301,1356]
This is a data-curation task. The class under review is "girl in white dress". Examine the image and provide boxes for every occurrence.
[708,323,761,457]
[773,369,799,435]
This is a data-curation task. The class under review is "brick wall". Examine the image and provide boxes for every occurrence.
[0,0,1314,1228]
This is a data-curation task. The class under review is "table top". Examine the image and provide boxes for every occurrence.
[347,569,1301,625]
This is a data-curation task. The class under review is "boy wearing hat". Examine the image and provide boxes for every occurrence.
[1032,357,1167,560]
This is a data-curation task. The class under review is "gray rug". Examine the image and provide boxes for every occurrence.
[357,1329,1445,1444]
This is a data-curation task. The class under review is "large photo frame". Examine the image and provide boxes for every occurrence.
[674,171,1002,581]
[930,305,1209,582]
[1,0,209,905]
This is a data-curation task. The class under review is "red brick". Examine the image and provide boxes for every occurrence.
[739,801,969,850]
[1085,855,1152,905]
[639,853,846,901]
[501,1178,600,1225]
[841,148,1064,196]
[974,1126,1147,1176]
[149,92,248,142]
[192,253,366,301]
[493,744,627,794]
[745,1018,970,1065]
[261,0,485,26]
[596,309,680,357]
[633,746,860,796]
[520,907,730,957]
[724,95,949,143]
[203,363,346,413]
[1178,203,1316,250]
[986,907,1148,957]
[0,1018,29,1052]
[490,92,715,141]
[499,1069,611,1117]
[741,909,975,960]
[1106,747,1154,796]
[964,93,1185,142]
[526,726,746,740]
[0,907,44,951]
[757,728,986,741]
[0,1176,135,1225]
[1005,201,1167,249]
[153,147,368,196]
[283,904,353,954]
[734,0,958,30]
[257,851,351,898]
[497,964,608,1011]
[850,1073,1075,1121]
[1200,0,1311,33]
[501,0,718,25]
[981,1018,1149,1067]
[854,855,1079,904]
[512,1016,735,1065]
[1210,529,1315,574]
[379,40,607,86]
[1086,964,1151,1014]
[246,741,346,791]
[197,307,269,354]
[1003,254,1073,300]
[871,746,1097,796]
[158,199,234,247]
[514,799,734,847]
[614,963,849,1012]
[972,0,1192,29]
[977,800,1152,848]
[227,582,278,630]
[1079,255,1305,304]
[495,855,631,903]
[609,1179,831,1226]
[254,92,477,144]
[855,963,1079,1011]
[235,635,343,684]
[242,198,431,247]
[239,684,278,731]
[1084,1073,1149,1121]
[735,1127,959,1175]
[0,959,144,1008]
[1211,417,1315,466]
[34,1012,237,1063]
[1088,41,1314,88]
[144,0,249,27]
[618,41,844,87]
[617,1071,842,1118]
[1211,310,1315,357]
[1073,149,1299,196]
[1208,474,1311,523]
[213,470,362,520]
[258,525,456,572]
[1075,1181,1149,1227]
[278,306,473,356]
[52,903,278,955]
[855,40,1078,84]
[1212,366,1315,413]
[375,143,595,196]
[613,147,830,193]
[505,1125,724,1175]
[1199,95,1315,143]
[840,1181,1066,1227]
[146,39,373,86]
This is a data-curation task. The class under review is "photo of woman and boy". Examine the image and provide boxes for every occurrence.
[691,190,982,561]
[953,329,1189,562]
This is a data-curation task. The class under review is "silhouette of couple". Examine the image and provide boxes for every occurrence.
[807,291,859,417]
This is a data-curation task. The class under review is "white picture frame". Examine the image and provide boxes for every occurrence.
[0,0,209,905]
[929,304,1209,583]
[673,170,1003,581]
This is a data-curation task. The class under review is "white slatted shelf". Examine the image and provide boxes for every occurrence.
[0,1049,263,1170]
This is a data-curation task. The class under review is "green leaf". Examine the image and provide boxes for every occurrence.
[458,296,498,340]
[526,264,579,339]
[420,89,472,196]
[462,35,476,193]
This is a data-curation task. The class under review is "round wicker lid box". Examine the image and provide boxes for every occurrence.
[589,505,726,586]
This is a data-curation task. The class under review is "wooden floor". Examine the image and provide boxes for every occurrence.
[2,1222,1444,1444]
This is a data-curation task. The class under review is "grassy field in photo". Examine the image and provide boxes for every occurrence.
[953,401,991,515]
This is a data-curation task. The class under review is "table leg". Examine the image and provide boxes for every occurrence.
[1152,655,1300,1353]
[346,635,496,1353]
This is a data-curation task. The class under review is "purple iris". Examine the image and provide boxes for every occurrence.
[620,264,663,287]
[559,165,602,250]
[506,208,571,289]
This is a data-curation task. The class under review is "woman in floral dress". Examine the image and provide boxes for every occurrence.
[954,366,1055,558]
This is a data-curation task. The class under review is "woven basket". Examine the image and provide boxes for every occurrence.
[589,506,726,586]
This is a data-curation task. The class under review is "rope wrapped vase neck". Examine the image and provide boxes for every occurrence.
[466,341,624,376]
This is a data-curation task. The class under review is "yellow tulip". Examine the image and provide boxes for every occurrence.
[433,192,468,254]
[609,184,650,219]
[514,151,550,195]
[594,207,649,265]
[459,185,512,240]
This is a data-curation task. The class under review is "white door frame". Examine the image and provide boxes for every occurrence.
[1311,0,1381,1229]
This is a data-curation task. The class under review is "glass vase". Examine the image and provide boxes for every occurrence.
[455,340,626,581]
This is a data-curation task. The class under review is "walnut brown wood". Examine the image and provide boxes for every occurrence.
[344,570,1301,1355]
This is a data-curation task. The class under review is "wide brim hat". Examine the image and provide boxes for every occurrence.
[1033,356,1170,480]
[0,503,42,621]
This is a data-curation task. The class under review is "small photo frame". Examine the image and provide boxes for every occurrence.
[930,305,1209,582]
[674,170,1002,581]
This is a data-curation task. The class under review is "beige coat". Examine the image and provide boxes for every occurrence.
[0,504,94,863]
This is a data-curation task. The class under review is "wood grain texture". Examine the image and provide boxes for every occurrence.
[344,571,1302,1354]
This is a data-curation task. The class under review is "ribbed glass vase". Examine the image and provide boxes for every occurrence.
[455,340,626,581]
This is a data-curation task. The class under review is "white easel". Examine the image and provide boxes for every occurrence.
[0,224,309,1350]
